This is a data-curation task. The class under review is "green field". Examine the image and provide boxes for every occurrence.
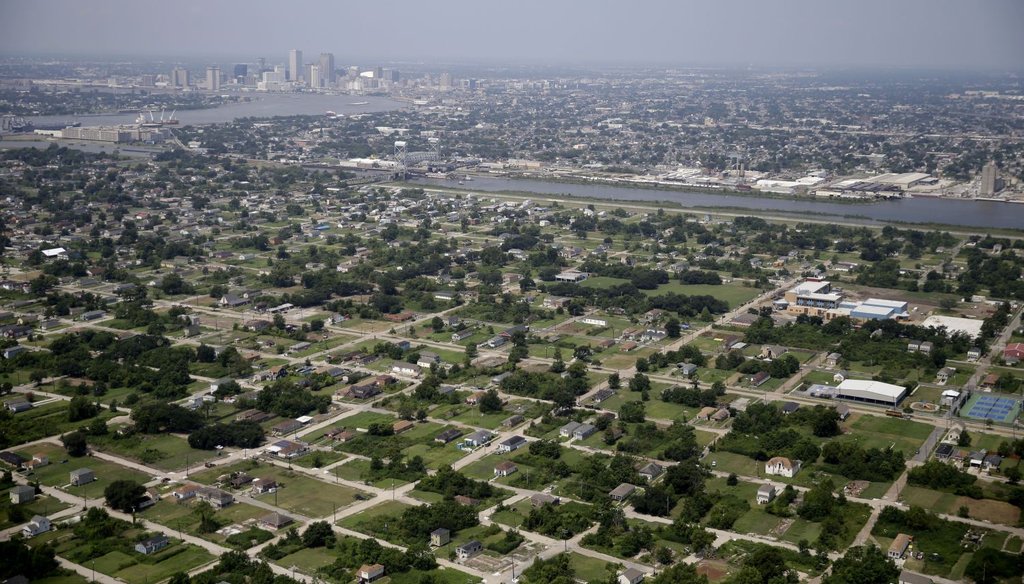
[89,432,217,472]
[16,444,152,495]
[844,414,934,455]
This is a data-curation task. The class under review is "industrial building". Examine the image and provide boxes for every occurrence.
[783,280,908,322]
[835,379,908,406]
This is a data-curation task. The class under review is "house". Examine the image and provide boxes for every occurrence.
[677,363,698,376]
[2,345,26,360]
[70,468,95,486]
[555,270,588,283]
[999,338,1024,360]
[918,341,933,355]
[756,484,777,505]
[760,345,787,360]
[501,415,525,428]
[618,568,646,584]
[781,402,800,415]
[22,515,51,538]
[638,462,664,482]
[463,430,494,448]
[696,406,717,421]
[26,453,48,470]
[5,400,32,414]
[416,352,441,368]
[835,404,851,421]
[936,367,955,384]
[173,483,202,501]
[430,528,450,547]
[969,450,987,468]
[765,457,801,478]
[980,373,999,389]
[609,483,636,501]
[251,478,278,495]
[967,348,982,361]
[435,428,463,444]
[899,570,934,584]
[10,485,35,505]
[196,487,234,509]
[453,495,480,506]
[219,294,249,308]
[750,371,771,387]
[983,453,1003,471]
[267,440,308,459]
[229,474,254,489]
[825,352,842,368]
[0,451,26,468]
[543,296,571,309]
[833,370,849,383]
[393,420,415,434]
[573,423,597,440]
[494,461,518,477]
[392,363,422,377]
[358,564,385,584]
[712,408,731,422]
[271,419,304,436]
[258,512,294,530]
[451,329,475,343]
[456,540,483,561]
[347,383,382,400]
[531,493,559,507]
[559,421,582,438]
[135,534,170,555]
[497,435,528,453]
[888,533,912,560]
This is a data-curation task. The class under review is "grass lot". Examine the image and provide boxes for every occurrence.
[16,444,152,494]
[336,500,413,538]
[901,486,1021,526]
[843,414,934,455]
[192,460,370,518]
[567,552,617,582]
[1,401,118,448]
[0,491,71,529]
[88,432,217,472]
[139,498,268,547]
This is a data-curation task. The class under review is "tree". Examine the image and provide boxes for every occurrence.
[608,373,621,389]
[647,562,707,584]
[666,318,681,338]
[67,396,99,422]
[520,553,575,584]
[798,478,837,521]
[104,479,146,513]
[478,389,503,413]
[822,546,898,584]
[619,400,646,423]
[302,521,335,548]
[629,373,651,393]
[61,430,88,457]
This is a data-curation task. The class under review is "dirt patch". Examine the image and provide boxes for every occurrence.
[697,560,730,582]
[958,496,1022,526]
[844,480,870,497]
[770,518,794,537]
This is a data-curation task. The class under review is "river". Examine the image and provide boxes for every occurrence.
[412,176,1024,231]
[25,93,404,127]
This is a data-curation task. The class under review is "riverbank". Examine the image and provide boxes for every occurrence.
[397,180,1024,237]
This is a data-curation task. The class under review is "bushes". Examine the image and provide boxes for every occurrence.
[486,529,525,554]
[907,460,982,498]
[188,421,265,450]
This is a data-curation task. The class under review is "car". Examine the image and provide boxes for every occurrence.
[711,460,717,467]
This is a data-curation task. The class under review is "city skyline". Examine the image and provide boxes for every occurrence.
[1,0,1023,71]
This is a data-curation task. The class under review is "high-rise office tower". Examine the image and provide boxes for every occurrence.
[382,68,400,83]
[980,162,1001,196]
[439,72,452,90]
[206,66,221,91]
[309,65,321,89]
[288,49,303,82]
[233,64,247,79]
[319,53,335,84]
[171,67,190,88]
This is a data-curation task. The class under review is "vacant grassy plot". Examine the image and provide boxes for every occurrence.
[113,544,215,584]
[16,444,151,494]
[1,401,118,448]
[645,283,761,308]
[139,498,267,546]
[902,486,1021,526]
[248,466,369,518]
[844,414,933,455]
[89,432,216,472]
[34,573,90,584]
[567,552,617,582]
[0,491,71,529]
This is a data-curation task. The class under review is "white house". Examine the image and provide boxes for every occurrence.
[22,515,51,537]
[764,457,801,478]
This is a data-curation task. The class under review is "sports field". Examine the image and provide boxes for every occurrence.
[961,394,1020,424]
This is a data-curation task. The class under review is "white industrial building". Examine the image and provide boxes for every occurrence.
[920,315,984,340]
[835,379,908,406]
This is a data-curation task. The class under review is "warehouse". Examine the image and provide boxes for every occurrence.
[835,379,908,406]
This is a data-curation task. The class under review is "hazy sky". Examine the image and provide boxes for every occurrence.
[1,0,1022,70]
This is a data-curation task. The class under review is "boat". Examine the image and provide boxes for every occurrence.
[348,101,369,106]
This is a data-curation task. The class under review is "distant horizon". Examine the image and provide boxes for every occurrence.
[2,51,1023,77]
[1,0,1022,72]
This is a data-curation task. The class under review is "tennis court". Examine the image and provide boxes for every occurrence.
[962,394,1021,424]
